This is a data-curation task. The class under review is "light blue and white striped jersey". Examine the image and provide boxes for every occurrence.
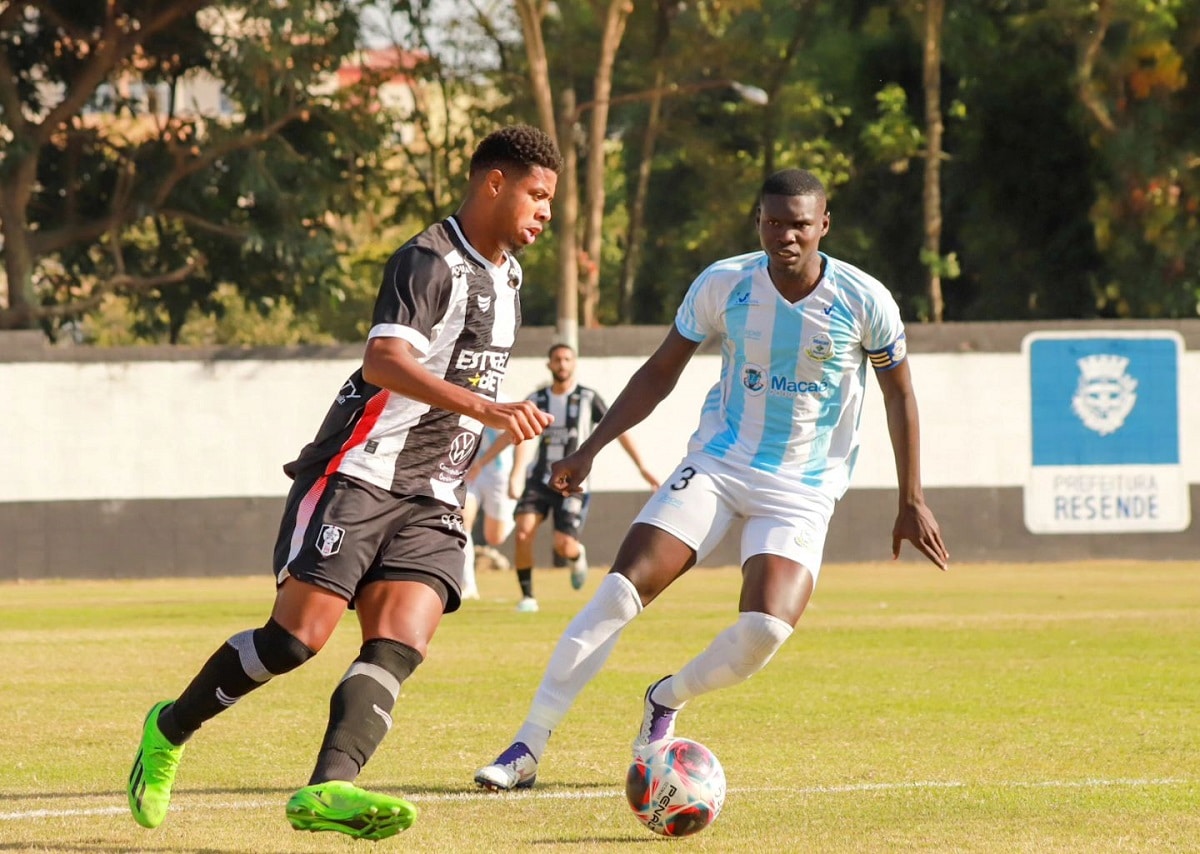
[675,250,907,499]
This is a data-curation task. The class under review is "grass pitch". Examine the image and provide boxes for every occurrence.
[1,560,1197,852]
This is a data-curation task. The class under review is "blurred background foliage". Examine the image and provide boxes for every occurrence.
[1,0,1197,345]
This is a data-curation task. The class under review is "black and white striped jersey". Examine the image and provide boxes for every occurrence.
[524,385,608,491]
[284,216,521,507]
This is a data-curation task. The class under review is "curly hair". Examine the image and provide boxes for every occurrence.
[469,124,563,177]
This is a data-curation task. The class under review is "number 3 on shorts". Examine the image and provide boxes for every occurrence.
[670,466,696,491]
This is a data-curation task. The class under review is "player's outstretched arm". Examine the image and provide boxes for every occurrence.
[875,358,949,570]
[550,327,698,494]
[468,433,515,483]
[363,337,551,442]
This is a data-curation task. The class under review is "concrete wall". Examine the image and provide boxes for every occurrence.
[2,320,1198,580]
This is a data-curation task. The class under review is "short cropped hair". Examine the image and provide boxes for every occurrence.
[470,124,563,177]
[758,168,826,203]
[547,342,574,359]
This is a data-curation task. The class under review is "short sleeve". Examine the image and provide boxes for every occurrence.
[673,266,721,343]
[367,246,453,354]
[591,390,608,422]
[861,287,907,372]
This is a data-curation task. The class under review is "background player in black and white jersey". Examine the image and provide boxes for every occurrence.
[125,125,562,841]
[475,343,659,611]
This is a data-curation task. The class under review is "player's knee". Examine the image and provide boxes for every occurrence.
[728,611,793,678]
[247,618,316,677]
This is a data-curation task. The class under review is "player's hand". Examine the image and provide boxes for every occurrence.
[550,451,594,496]
[464,463,480,484]
[640,467,661,491]
[892,501,949,570]
[484,399,552,443]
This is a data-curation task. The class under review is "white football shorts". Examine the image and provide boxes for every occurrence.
[632,450,837,579]
[467,469,517,534]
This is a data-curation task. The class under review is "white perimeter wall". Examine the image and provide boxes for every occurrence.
[2,352,1198,502]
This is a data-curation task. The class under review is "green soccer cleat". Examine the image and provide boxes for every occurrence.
[286,780,417,840]
[128,700,186,829]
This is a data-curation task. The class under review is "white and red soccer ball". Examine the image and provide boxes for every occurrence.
[625,737,726,837]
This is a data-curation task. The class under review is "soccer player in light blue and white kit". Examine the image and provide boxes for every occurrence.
[476,168,949,791]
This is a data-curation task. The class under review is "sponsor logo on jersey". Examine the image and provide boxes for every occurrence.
[447,431,478,467]
[316,524,345,557]
[455,348,509,393]
[769,375,830,397]
[742,363,767,395]
[440,513,466,534]
[804,332,835,362]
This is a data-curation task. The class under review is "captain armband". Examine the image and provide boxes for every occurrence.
[866,333,908,372]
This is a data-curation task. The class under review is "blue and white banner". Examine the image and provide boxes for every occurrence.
[1023,331,1189,533]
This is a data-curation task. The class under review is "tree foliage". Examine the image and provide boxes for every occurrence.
[2,0,1198,345]
[0,0,388,340]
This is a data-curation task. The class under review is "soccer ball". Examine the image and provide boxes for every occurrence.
[625,737,726,837]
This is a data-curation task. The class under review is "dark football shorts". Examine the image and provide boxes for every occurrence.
[272,470,467,613]
[514,480,590,539]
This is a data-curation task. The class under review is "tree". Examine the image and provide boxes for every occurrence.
[920,0,946,322]
[0,0,386,339]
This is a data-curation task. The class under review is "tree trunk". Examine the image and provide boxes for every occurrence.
[514,0,579,349]
[922,0,946,322]
[580,0,633,329]
[0,156,39,330]
[514,0,558,145]
[555,89,581,351]
[618,67,665,324]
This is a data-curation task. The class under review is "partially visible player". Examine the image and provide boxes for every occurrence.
[124,124,562,839]
[472,343,659,612]
[461,406,518,599]
[475,167,948,791]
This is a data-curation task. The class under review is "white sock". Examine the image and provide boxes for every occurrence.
[461,530,477,592]
[515,573,642,759]
[664,611,793,707]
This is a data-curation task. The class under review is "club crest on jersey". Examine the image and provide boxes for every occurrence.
[742,363,767,396]
[804,333,835,362]
[316,524,345,557]
[448,431,478,467]
[477,293,493,312]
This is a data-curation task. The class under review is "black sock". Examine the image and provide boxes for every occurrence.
[309,639,424,785]
[517,567,534,598]
[159,619,314,744]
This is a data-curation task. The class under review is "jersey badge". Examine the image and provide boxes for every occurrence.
[742,363,767,396]
[804,333,835,362]
[316,524,345,557]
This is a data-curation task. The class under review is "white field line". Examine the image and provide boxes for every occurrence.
[0,777,1192,822]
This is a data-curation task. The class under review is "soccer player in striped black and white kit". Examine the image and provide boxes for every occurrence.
[472,343,659,611]
[126,125,562,839]
[477,168,949,792]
